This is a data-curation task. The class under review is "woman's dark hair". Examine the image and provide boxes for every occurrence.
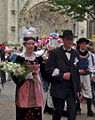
[23,37,35,44]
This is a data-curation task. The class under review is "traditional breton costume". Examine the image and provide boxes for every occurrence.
[79,49,93,98]
[9,27,44,120]
[77,38,95,116]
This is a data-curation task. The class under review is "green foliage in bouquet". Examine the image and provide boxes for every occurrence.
[19,62,37,83]
[0,61,36,83]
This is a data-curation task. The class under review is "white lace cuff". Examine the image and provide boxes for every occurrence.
[52,68,60,77]
[25,72,33,80]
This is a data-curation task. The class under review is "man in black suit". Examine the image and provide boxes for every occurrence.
[46,30,80,120]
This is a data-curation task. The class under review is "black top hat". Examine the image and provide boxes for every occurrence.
[77,38,90,44]
[59,30,74,38]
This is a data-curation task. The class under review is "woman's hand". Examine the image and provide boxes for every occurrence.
[0,64,3,68]
[77,92,83,101]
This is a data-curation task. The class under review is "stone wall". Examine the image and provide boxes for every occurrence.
[0,0,19,45]
[19,1,74,37]
[0,0,76,45]
[7,0,18,45]
[0,0,6,43]
[78,21,87,38]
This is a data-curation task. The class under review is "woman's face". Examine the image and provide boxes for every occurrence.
[24,39,35,51]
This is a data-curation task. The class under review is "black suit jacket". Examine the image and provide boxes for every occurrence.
[46,46,80,100]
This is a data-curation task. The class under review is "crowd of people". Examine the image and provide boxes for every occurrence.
[0,27,95,120]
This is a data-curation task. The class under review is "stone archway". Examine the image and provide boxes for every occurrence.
[19,2,74,37]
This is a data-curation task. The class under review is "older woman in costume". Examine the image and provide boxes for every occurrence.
[9,27,44,120]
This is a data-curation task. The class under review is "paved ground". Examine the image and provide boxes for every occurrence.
[0,81,95,120]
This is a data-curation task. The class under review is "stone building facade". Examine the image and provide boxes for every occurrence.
[19,0,74,37]
[0,0,74,45]
[0,0,6,43]
[0,0,18,45]
[1,0,94,45]
[78,20,95,40]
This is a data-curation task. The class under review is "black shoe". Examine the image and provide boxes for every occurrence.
[0,89,1,94]
[62,110,68,117]
[87,111,95,117]
[44,106,54,114]
[77,111,81,115]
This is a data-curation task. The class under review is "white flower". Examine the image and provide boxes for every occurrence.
[74,57,79,66]
[0,61,25,77]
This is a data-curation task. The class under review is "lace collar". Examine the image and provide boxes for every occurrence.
[19,49,44,62]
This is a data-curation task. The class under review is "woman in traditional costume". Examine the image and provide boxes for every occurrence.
[10,27,44,120]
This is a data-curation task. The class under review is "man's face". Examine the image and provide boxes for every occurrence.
[63,37,73,49]
[79,42,87,50]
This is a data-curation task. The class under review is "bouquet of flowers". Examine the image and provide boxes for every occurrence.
[0,61,36,83]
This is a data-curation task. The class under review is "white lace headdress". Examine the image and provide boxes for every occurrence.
[19,26,36,43]
[18,26,36,54]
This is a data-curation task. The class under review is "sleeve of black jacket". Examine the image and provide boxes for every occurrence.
[45,50,63,82]
[76,52,81,92]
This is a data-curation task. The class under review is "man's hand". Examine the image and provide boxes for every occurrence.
[63,72,71,80]
[77,92,83,101]
[79,69,85,74]
[90,76,94,82]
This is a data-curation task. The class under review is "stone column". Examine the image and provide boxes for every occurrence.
[0,0,6,43]
[78,21,87,38]
[6,0,19,45]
